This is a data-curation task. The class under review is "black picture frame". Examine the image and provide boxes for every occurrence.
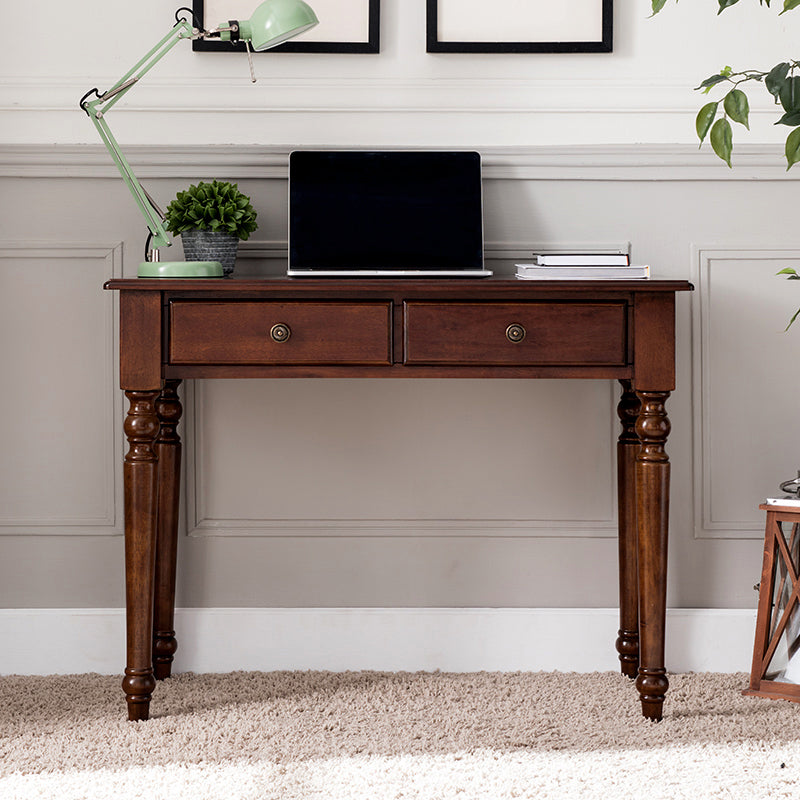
[192,0,380,54]
[426,0,612,54]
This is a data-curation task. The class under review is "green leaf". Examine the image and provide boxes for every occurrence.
[785,127,800,169]
[765,63,791,97]
[776,111,800,126]
[695,74,729,93]
[723,89,750,129]
[710,118,733,167]
[777,267,800,276]
[781,0,800,13]
[696,102,719,143]
[649,0,669,13]
[785,306,800,331]
[779,76,800,112]
[717,0,740,12]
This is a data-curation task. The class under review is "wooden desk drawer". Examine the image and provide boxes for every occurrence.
[169,301,392,365]
[404,302,627,365]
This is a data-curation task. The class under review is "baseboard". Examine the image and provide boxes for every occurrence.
[0,608,757,676]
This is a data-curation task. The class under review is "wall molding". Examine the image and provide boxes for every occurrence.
[692,246,800,540]
[0,242,123,536]
[0,76,756,114]
[184,243,623,539]
[0,143,795,182]
[184,378,620,538]
[0,607,757,676]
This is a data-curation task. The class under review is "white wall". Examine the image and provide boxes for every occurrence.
[1,0,797,147]
[1,2,799,623]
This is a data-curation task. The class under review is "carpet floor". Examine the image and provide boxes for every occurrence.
[1,670,799,799]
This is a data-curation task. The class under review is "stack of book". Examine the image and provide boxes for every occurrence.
[515,253,650,280]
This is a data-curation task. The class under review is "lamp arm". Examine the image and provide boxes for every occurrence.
[80,17,196,251]
[89,111,169,248]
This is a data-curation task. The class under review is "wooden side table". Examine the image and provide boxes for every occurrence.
[105,276,693,721]
[745,502,800,702]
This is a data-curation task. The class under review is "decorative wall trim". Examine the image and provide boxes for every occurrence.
[185,242,623,539]
[692,246,800,539]
[0,242,123,536]
[0,76,733,111]
[0,607,757,676]
[185,377,620,538]
[233,239,634,277]
[0,143,794,182]
[0,75,786,118]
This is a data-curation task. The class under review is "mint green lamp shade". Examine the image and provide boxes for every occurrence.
[224,0,319,51]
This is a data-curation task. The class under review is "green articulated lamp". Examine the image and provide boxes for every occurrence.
[80,1,318,278]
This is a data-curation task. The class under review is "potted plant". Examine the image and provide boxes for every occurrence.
[165,180,258,276]
[651,1,800,169]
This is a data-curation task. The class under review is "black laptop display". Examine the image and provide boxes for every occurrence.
[288,150,491,277]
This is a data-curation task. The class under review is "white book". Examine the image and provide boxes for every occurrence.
[515,264,650,280]
[765,497,800,507]
[533,253,630,266]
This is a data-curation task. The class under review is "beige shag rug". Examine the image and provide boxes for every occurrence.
[1,671,800,799]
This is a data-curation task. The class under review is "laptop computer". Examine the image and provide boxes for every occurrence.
[287,150,491,277]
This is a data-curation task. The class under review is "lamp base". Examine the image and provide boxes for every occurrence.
[138,260,224,278]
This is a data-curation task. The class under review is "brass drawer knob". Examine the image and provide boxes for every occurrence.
[270,323,291,343]
[506,323,526,343]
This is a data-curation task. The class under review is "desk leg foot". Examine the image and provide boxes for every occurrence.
[616,380,640,679]
[153,380,182,681]
[635,390,671,721]
[123,668,155,721]
[123,390,160,721]
[637,668,669,721]
[616,631,640,680]
[153,639,176,681]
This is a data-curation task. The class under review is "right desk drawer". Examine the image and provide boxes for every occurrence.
[404,301,628,365]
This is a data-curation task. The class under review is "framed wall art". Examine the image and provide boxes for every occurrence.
[426,0,612,54]
[192,0,380,53]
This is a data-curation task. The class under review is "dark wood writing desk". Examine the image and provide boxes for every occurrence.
[105,276,693,721]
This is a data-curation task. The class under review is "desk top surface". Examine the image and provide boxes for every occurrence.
[105,276,694,294]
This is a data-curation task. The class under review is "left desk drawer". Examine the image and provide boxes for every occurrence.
[169,301,392,365]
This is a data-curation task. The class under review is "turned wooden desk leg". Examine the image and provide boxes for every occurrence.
[616,380,640,679]
[122,390,161,722]
[153,380,182,681]
[634,390,671,721]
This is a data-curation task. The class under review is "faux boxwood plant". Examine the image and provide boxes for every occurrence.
[652,0,800,169]
[165,180,258,240]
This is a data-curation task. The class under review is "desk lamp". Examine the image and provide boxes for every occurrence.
[80,1,318,278]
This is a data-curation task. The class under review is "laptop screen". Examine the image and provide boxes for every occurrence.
[288,150,485,275]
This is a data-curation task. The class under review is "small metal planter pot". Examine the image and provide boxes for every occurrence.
[181,230,239,276]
